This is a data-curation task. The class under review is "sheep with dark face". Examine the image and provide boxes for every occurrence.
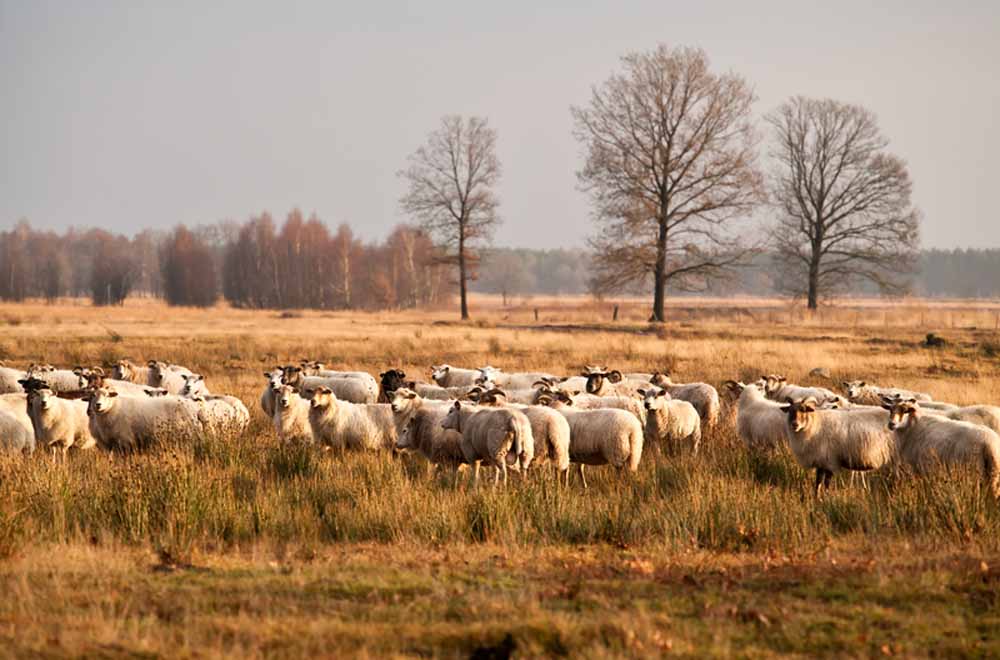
[379,369,408,402]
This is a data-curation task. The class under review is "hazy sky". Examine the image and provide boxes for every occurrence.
[2,1,997,249]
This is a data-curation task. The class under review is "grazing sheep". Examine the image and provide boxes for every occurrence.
[0,394,35,453]
[440,401,534,486]
[260,369,284,418]
[883,398,1000,497]
[308,386,396,451]
[111,359,153,384]
[475,367,556,391]
[190,395,250,438]
[779,396,897,496]
[283,366,378,404]
[724,380,788,451]
[842,380,932,405]
[762,375,839,407]
[0,364,26,394]
[537,392,643,488]
[85,387,203,452]
[476,390,571,484]
[430,364,480,388]
[639,387,702,454]
[649,373,721,428]
[272,384,313,444]
[24,386,96,460]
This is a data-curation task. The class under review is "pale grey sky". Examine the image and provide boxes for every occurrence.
[1,0,997,249]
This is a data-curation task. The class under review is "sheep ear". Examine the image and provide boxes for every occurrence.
[859,381,866,387]
[608,370,623,383]
[405,389,417,399]
[657,390,668,398]
[785,397,794,404]
[108,391,119,398]
[637,388,647,397]
[452,400,461,410]
[778,403,791,412]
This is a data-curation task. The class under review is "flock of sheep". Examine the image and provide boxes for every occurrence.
[1,358,998,497]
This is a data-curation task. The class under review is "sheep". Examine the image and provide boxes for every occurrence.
[882,398,1000,497]
[430,364,481,388]
[761,375,839,407]
[272,384,313,444]
[440,401,534,486]
[649,372,721,428]
[540,387,647,424]
[475,390,571,484]
[283,366,378,404]
[842,380,932,406]
[180,374,210,398]
[779,396,897,496]
[582,368,644,398]
[379,368,408,402]
[24,386,96,460]
[77,367,166,397]
[396,406,467,469]
[0,394,35,453]
[467,386,538,406]
[308,386,396,451]
[475,367,556,391]
[299,360,374,381]
[147,361,194,394]
[190,395,251,438]
[0,364,26,394]
[26,365,86,394]
[111,359,153,384]
[260,369,284,418]
[724,380,788,451]
[879,394,1000,434]
[536,392,643,488]
[639,387,702,454]
[85,387,203,452]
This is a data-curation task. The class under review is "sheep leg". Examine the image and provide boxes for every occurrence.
[814,468,833,497]
[577,464,588,489]
[691,428,702,456]
[472,460,481,489]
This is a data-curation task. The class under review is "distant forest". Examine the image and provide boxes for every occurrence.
[0,216,998,307]
[471,247,1000,300]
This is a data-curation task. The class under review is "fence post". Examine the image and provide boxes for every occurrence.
[612,304,619,321]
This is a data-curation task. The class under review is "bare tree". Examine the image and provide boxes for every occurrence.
[572,45,763,322]
[767,97,920,308]
[399,115,501,320]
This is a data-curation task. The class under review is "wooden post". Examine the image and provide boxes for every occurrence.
[534,308,539,322]
[612,304,619,321]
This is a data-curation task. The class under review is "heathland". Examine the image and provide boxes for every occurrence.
[1,296,999,657]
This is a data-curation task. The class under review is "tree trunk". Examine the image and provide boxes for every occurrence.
[651,215,668,323]
[458,231,469,320]
[807,248,821,310]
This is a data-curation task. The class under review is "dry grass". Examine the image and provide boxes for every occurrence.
[1,296,1000,657]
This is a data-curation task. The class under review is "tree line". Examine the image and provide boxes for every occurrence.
[0,213,449,309]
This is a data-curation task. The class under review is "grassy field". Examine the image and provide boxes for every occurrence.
[1,296,1000,657]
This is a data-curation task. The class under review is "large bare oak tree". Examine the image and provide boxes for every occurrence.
[767,97,920,308]
[572,45,763,322]
[398,115,501,320]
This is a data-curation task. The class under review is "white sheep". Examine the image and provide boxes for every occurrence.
[111,359,153,384]
[761,375,839,407]
[283,367,378,404]
[476,390,571,484]
[639,387,702,454]
[190,395,250,438]
[308,386,396,451]
[430,364,481,388]
[779,396,897,496]
[842,380,932,405]
[725,380,788,451]
[582,368,644,398]
[86,387,203,452]
[541,388,646,425]
[25,387,96,460]
[883,398,1000,498]
[77,368,165,397]
[26,365,86,393]
[536,392,643,488]
[272,384,313,444]
[440,401,534,486]
[0,394,35,453]
[475,367,556,391]
[0,364,26,394]
[180,374,211,398]
[649,373,721,428]
[147,361,194,394]
[260,369,284,418]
